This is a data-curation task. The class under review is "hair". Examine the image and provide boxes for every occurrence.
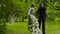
[39,2,45,7]
[31,3,34,8]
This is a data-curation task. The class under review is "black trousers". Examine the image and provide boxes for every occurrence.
[38,16,45,34]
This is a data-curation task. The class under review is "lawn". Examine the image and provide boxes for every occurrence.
[6,21,60,34]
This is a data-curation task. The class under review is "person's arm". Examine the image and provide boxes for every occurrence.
[35,8,40,16]
[35,8,40,13]
[28,8,31,16]
[28,8,34,16]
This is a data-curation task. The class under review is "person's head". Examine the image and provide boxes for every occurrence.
[40,2,45,7]
[31,3,34,8]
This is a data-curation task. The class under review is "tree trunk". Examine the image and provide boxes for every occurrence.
[10,15,17,24]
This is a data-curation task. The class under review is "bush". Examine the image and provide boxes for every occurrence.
[0,19,6,34]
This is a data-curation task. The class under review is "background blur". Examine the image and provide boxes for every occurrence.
[0,0,60,34]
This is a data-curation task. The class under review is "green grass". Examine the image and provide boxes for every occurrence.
[6,21,60,34]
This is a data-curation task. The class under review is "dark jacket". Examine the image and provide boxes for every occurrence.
[36,7,47,17]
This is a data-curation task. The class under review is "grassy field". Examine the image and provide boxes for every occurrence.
[6,21,60,34]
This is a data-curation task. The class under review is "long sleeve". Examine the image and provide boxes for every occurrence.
[35,8,40,14]
[28,8,31,16]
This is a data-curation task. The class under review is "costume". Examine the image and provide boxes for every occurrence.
[28,7,42,34]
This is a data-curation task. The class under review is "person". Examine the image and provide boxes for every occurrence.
[36,2,47,34]
[28,3,35,32]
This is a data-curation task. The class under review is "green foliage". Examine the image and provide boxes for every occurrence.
[0,19,6,34]
[0,0,60,34]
